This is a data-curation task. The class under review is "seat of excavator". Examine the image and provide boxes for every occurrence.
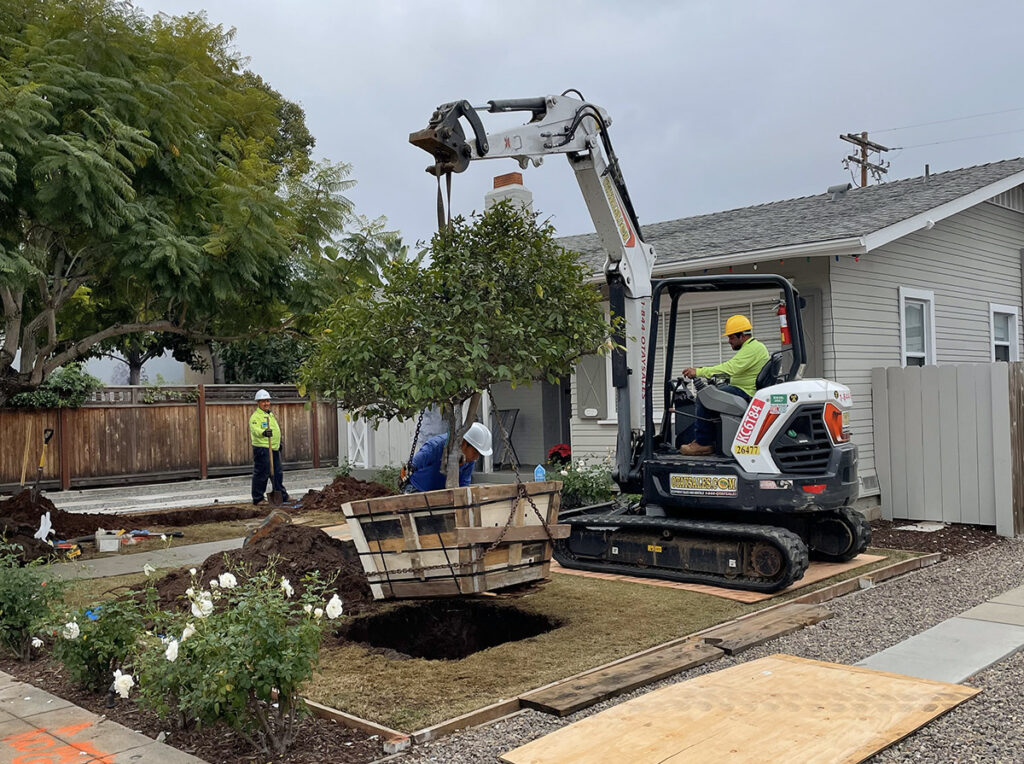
[697,385,749,417]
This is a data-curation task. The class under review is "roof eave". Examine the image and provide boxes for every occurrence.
[861,168,1024,252]
[583,236,865,283]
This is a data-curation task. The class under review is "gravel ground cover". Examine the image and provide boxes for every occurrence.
[397,534,1024,763]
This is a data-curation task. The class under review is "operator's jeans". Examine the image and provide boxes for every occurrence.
[252,446,288,503]
[693,385,751,446]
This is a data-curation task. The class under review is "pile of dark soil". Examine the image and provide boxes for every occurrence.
[0,655,380,764]
[339,599,560,660]
[870,519,1005,557]
[297,476,393,513]
[0,489,262,540]
[154,523,375,615]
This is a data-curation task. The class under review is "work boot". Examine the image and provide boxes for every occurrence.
[680,442,714,456]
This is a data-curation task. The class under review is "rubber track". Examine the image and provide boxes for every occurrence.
[554,514,810,593]
[809,507,872,563]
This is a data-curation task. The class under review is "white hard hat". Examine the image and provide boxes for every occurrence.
[255,389,271,401]
[463,422,493,456]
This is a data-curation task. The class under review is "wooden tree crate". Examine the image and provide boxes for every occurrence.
[342,481,568,600]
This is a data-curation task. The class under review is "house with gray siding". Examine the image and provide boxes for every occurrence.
[563,157,1024,505]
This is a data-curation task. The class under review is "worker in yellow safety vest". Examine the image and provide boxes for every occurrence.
[250,389,289,505]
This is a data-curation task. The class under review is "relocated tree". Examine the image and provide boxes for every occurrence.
[302,202,612,487]
[0,1,374,405]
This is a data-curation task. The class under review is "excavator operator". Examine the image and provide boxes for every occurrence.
[679,314,770,456]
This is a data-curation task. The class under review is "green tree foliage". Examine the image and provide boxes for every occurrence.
[0,0,374,405]
[216,334,310,385]
[8,362,101,408]
[302,202,611,486]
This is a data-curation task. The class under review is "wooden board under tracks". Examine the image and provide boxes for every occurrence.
[343,481,564,599]
[501,654,980,764]
[550,553,886,602]
[520,641,723,717]
[699,602,832,655]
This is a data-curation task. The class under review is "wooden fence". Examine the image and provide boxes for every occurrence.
[1,385,338,494]
[872,363,1020,537]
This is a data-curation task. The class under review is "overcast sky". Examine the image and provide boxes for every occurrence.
[132,0,1024,249]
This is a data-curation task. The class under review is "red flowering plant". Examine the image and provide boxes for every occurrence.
[547,443,572,467]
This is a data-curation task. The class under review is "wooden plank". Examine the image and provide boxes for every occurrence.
[457,525,571,544]
[975,364,997,526]
[197,384,208,479]
[920,366,943,521]
[902,365,925,521]
[520,642,723,717]
[412,698,522,744]
[59,407,71,490]
[301,697,405,739]
[956,365,981,524]
[501,654,979,764]
[886,367,908,519]
[699,603,833,655]
[311,399,320,468]
[871,367,893,520]
[991,362,1014,536]
[938,365,960,528]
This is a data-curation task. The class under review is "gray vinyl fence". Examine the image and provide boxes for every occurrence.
[871,363,1019,537]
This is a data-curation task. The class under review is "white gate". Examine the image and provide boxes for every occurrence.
[347,418,372,468]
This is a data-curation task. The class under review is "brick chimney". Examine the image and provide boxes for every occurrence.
[485,172,533,213]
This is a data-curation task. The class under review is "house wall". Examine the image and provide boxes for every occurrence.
[570,258,831,462]
[830,201,1024,496]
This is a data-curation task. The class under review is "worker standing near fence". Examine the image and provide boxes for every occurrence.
[250,389,289,505]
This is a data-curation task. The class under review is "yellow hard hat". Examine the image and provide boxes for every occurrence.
[722,315,753,336]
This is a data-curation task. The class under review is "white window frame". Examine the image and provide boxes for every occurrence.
[898,286,936,367]
[989,303,1020,362]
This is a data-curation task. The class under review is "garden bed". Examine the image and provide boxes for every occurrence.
[0,655,382,764]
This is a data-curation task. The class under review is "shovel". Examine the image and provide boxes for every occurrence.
[30,428,55,501]
[266,425,283,506]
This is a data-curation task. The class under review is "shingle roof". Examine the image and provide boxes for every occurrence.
[560,157,1024,274]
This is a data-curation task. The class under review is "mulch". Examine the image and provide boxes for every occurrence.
[869,518,1006,557]
[0,655,382,764]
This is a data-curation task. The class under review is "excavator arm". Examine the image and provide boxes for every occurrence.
[410,93,656,486]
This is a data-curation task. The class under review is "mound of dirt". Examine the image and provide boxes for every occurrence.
[153,523,375,615]
[296,475,394,513]
[0,490,262,540]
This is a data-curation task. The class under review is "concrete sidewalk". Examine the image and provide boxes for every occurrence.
[0,671,203,763]
[41,468,339,515]
[857,583,1024,682]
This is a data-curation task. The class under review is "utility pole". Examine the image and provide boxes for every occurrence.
[840,132,890,187]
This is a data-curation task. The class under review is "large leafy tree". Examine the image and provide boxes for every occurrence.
[302,202,611,487]
[0,0,364,404]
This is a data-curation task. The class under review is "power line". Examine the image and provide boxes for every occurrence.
[871,106,1024,134]
[892,126,1024,150]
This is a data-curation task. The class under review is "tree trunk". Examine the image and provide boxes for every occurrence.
[442,393,481,488]
[211,351,225,384]
[128,363,142,386]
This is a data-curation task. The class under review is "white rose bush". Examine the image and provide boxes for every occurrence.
[136,565,342,756]
[0,540,66,662]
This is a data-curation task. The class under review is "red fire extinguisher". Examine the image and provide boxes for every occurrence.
[778,301,791,346]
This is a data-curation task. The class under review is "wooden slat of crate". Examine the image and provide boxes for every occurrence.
[457,525,571,544]
[699,603,833,655]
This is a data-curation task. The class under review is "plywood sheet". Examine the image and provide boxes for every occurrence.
[550,554,885,603]
[501,654,979,764]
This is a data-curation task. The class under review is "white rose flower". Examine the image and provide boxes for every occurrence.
[62,621,80,640]
[217,572,237,589]
[280,578,294,598]
[190,592,214,619]
[112,669,134,699]
[302,604,313,615]
[313,608,323,620]
[181,623,196,642]
[160,534,167,542]
[165,639,179,662]
[185,587,194,598]
[143,563,156,577]
[31,637,43,649]
[209,579,219,588]
[325,594,344,620]
[560,469,568,476]
[189,568,197,576]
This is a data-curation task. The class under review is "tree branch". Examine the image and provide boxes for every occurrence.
[1,287,23,366]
